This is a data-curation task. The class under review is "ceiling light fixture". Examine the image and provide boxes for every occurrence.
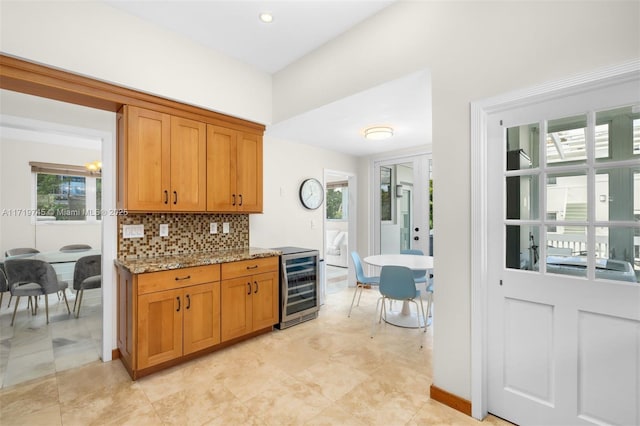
[85,160,102,174]
[259,12,273,23]
[364,126,394,140]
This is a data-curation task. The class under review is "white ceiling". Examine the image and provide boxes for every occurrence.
[3,1,431,158]
[104,0,395,74]
[103,0,431,157]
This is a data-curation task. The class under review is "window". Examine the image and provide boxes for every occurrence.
[31,162,101,222]
[326,181,348,220]
[380,166,392,221]
[505,105,640,283]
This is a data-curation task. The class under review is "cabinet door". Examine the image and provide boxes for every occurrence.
[183,282,221,355]
[220,277,251,342]
[137,289,183,369]
[236,132,263,213]
[206,125,237,212]
[251,271,279,331]
[124,106,171,211]
[170,116,206,211]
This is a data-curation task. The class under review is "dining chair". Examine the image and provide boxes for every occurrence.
[5,247,40,257]
[372,265,426,343]
[59,244,92,252]
[72,254,101,318]
[0,262,8,308]
[4,258,71,325]
[401,249,434,319]
[348,251,380,317]
[4,248,41,308]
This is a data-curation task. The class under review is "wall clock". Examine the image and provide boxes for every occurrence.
[299,178,324,210]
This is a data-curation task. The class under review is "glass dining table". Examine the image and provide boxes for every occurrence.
[363,253,434,328]
[8,248,100,282]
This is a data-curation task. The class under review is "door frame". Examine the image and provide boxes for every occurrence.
[371,153,431,257]
[323,168,357,287]
[470,59,640,420]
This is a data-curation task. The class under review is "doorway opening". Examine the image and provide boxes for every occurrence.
[0,90,116,388]
[324,170,356,294]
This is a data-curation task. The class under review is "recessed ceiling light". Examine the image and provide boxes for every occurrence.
[364,126,394,140]
[259,12,273,23]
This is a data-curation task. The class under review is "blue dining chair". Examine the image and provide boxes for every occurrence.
[348,251,380,317]
[372,265,426,343]
[401,249,434,319]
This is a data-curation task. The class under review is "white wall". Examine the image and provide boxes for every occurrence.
[249,136,359,251]
[0,138,102,254]
[273,1,640,400]
[0,1,272,125]
[0,90,115,256]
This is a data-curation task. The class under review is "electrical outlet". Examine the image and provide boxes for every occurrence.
[210,223,217,234]
[123,224,144,238]
[159,224,169,237]
[222,222,230,234]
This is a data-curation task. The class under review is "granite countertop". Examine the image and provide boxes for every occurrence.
[114,247,281,274]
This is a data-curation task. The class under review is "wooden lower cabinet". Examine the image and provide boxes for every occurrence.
[117,264,221,378]
[117,256,279,380]
[220,257,279,342]
[137,282,220,370]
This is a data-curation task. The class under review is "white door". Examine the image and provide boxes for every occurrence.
[373,154,431,255]
[487,76,640,425]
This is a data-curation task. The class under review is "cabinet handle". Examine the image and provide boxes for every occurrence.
[246,265,258,270]
[232,194,236,206]
[239,194,243,206]
[173,191,178,205]
[164,190,168,204]
[176,296,181,312]
[254,281,259,294]
[247,282,251,295]
[175,275,191,281]
[186,294,190,310]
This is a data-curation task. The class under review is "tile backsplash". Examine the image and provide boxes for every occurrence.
[118,213,249,260]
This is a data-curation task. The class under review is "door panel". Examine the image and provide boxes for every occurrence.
[220,277,251,341]
[487,78,640,425]
[183,282,220,354]
[578,312,639,425]
[237,132,263,212]
[251,271,278,330]
[170,116,206,211]
[373,155,430,255]
[125,106,171,210]
[137,289,182,369]
[206,125,237,211]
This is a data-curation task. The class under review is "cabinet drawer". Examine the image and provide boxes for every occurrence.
[221,257,278,280]
[138,265,220,295]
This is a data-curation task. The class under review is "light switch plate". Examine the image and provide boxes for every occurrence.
[123,224,144,238]
[222,222,230,234]
[210,223,217,234]
[159,224,169,237]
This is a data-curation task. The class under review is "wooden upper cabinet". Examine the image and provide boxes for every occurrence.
[118,106,206,212]
[236,131,263,213]
[170,116,206,211]
[206,124,263,213]
[119,105,171,211]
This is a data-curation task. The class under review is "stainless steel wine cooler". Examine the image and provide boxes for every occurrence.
[272,247,320,329]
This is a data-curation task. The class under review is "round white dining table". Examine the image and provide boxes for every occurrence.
[363,254,434,328]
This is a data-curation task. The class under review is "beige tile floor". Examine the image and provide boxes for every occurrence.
[0,266,512,425]
[0,287,102,389]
